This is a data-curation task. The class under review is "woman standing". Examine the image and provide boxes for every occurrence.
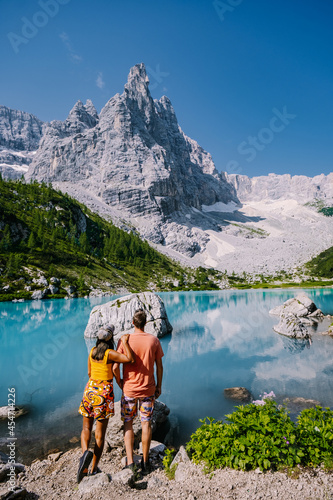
[77,325,134,482]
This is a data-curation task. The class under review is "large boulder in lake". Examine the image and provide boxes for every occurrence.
[269,293,328,339]
[84,292,172,342]
[269,293,321,318]
[273,312,310,339]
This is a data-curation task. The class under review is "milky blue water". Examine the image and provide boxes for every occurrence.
[1,289,333,463]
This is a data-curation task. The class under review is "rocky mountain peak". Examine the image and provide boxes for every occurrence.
[123,63,155,129]
[85,99,98,120]
[24,62,240,255]
[65,100,98,132]
[0,105,45,151]
[124,63,150,97]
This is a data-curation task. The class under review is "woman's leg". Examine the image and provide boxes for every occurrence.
[91,418,109,473]
[81,416,94,452]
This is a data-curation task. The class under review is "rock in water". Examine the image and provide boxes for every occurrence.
[269,293,318,317]
[283,397,321,411]
[84,292,172,341]
[270,293,329,339]
[273,312,310,339]
[223,387,252,401]
[0,406,29,421]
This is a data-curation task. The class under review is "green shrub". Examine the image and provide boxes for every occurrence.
[163,448,177,479]
[296,406,333,466]
[187,403,333,472]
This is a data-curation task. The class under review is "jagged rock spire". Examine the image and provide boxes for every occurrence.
[124,63,150,98]
[85,99,98,120]
[124,63,155,127]
[66,99,98,131]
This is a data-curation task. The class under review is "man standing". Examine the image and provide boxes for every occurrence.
[113,309,164,472]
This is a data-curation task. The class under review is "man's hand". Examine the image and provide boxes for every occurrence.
[155,386,161,398]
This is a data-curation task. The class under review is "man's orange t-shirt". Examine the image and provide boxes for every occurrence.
[117,331,164,398]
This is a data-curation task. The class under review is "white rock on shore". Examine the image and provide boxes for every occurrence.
[84,292,173,341]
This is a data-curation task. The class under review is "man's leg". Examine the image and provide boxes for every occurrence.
[121,395,138,467]
[91,418,109,473]
[81,416,94,452]
[139,396,155,467]
[141,420,152,463]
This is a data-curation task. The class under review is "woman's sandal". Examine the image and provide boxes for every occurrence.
[77,450,93,483]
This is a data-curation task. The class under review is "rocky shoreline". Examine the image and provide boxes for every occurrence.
[3,444,333,499]
[2,400,333,499]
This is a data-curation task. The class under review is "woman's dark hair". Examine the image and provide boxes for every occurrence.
[91,337,114,361]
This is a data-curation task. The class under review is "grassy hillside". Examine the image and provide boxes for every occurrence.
[306,246,333,279]
[0,177,224,301]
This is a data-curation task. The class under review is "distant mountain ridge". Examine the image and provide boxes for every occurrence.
[1,63,333,274]
[227,173,333,203]
[0,105,45,180]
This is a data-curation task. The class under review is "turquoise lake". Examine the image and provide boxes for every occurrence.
[1,289,333,464]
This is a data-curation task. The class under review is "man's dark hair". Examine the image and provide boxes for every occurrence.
[133,309,147,329]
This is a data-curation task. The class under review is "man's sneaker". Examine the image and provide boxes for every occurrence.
[141,457,152,475]
[90,466,102,476]
[124,462,142,480]
[77,450,93,483]
[126,463,136,472]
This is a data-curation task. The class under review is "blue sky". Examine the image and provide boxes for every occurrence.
[1,0,332,178]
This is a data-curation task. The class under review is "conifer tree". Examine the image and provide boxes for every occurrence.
[27,232,36,251]
[0,225,11,251]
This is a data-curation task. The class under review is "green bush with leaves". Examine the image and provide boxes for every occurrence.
[186,402,333,472]
[297,406,333,466]
[163,448,177,479]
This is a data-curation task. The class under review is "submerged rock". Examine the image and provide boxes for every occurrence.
[223,387,252,402]
[283,397,321,411]
[0,462,25,482]
[322,324,333,336]
[0,406,29,421]
[84,292,172,341]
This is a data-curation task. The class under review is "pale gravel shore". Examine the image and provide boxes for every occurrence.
[16,447,333,500]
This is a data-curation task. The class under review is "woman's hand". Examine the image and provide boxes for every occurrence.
[121,334,130,344]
